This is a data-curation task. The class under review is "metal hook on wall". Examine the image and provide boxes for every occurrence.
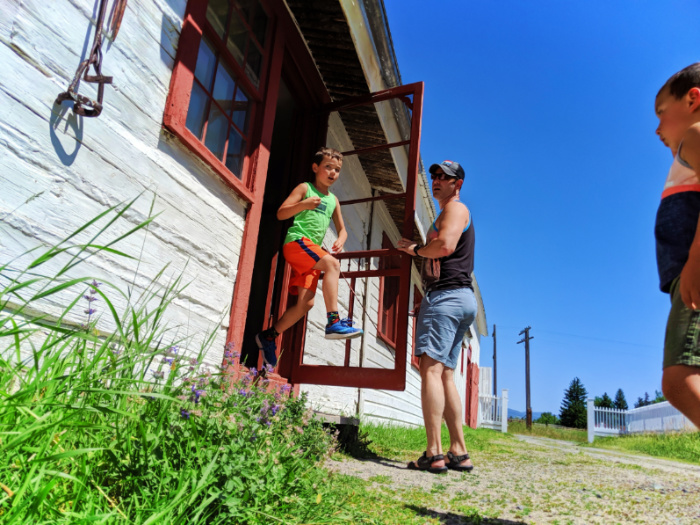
[55,0,128,118]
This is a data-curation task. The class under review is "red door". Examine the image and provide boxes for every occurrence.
[276,82,424,391]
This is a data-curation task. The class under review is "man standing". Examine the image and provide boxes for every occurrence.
[398,160,477,473]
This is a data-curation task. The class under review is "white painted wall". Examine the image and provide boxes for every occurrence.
[0,0,242,369]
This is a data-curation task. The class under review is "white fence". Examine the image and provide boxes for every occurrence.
[587,399,696,443]
[478,389,508,433]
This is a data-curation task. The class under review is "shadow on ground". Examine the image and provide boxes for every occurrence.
[406,505,526,525]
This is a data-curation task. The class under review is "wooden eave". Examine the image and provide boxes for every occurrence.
[286,0,423,240]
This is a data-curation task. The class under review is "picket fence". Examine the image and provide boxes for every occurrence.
[586,399,696,443]
[478,389,508,433]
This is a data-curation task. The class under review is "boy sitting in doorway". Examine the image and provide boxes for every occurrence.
[255,147,363,367]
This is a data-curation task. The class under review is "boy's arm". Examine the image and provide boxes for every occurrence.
[277,183,321,221]
[330,196,347,253]
[397,202,469,258]
[679,123,700,309]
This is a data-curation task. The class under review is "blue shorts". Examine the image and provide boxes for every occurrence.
[415,287,477,369]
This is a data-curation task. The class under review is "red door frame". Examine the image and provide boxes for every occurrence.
[284,82,424,391]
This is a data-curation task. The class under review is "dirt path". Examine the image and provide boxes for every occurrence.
[326,435,700,524]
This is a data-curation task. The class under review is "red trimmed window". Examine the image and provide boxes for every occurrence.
[410,285,423,369]
[164,0,271,201]
[378,234,401,348]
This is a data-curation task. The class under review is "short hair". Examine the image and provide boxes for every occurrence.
[313,147,343,165]
[658,62,700,99]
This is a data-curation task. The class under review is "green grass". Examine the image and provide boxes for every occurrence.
[0,199,357,524]
[587,431,700,463]
[326,423,513,524]
[507,420,588,442]
[359,422,509,461]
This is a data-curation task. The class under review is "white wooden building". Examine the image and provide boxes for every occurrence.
[0,0,487,427]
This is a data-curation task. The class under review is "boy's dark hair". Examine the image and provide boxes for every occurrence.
[313,147,343,165]
[658,62,700,99]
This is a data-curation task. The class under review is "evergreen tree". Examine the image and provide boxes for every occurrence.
[559,377,588,429]
[599,392,614,408]
[652,389,666,404]
[613,388,628,410]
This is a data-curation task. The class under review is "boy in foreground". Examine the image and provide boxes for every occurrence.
[255,147,362,368]
[654,62,700,428]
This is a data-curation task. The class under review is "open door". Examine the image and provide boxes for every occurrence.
[278,82,424,391]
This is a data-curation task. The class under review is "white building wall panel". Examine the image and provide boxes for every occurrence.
[0,0,244,369]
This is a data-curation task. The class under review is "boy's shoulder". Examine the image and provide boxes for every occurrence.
[682,123,700,171]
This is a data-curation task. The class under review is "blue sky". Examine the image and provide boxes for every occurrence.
[384,0,700,413]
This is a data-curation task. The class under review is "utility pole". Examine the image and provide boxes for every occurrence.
[517,326,534,429]
[492,324,497,396]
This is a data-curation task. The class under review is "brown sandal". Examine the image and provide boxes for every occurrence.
[446,451,474,472]
[407,452,448,474]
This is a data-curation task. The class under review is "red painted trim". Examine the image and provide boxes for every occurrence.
[661,184,700,199]
[226,13,285,350]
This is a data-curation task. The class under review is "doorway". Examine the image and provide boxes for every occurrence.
[241,77,304,368]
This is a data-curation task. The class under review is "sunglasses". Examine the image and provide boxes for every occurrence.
[430,172,457,181]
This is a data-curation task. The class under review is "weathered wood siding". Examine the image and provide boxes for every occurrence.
[0,0,243,368]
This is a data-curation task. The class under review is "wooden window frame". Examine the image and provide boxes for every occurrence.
[163,0,274,204]
[377,233,401,349]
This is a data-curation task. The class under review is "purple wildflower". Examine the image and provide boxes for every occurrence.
[281,384,292,394]
[238,388,249,397]
[84,308,96,315]
[271,404,281,416]
[264,364,275,374]
[84,295,98,302]
[191,384,205,404]
[180,408,190,419]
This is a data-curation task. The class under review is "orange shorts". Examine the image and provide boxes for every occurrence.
[283,238,329,295]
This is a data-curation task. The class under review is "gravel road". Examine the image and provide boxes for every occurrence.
[326,434,700,524]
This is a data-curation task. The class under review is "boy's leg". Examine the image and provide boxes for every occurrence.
[420,354,446,462]
[662,276,700,428]
[313,254,362,339]
[274,287,316,333]
[257,286,315,368]
[662,365,700,428]
[442,367,474,469]
[312,254,340,314]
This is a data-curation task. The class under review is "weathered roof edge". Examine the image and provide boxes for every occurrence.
[339,0,437,227]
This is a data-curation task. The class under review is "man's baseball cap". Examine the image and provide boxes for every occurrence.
[429,160,465,180]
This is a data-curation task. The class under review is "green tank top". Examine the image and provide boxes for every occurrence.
[284,183,337,246]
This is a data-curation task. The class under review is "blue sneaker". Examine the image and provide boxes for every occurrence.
[255,331,277,367]
[325,318,363,340]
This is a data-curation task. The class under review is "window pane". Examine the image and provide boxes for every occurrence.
[204,105,229,160]
[232,85,250,133]
[206,0,229,39]
[185,82,209,139]
[194,37,217,91]
[251,2,268,47]
[212,62,236,111]
[225,127,246,178]
[236,0,253,20]
[245,42,262,87]
[226,10,247,66]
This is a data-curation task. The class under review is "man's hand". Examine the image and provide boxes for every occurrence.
[397,237,417,255]
[680,243,700,310]
[302,196,322,209]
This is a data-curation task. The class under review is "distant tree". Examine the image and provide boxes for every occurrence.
[536,412,559,426]
[634,392,652,408]
[559,377,588,429]
[653,389,666,404]
[613,389,628,410]
[602,392,614,408]
[594,393,614,408]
